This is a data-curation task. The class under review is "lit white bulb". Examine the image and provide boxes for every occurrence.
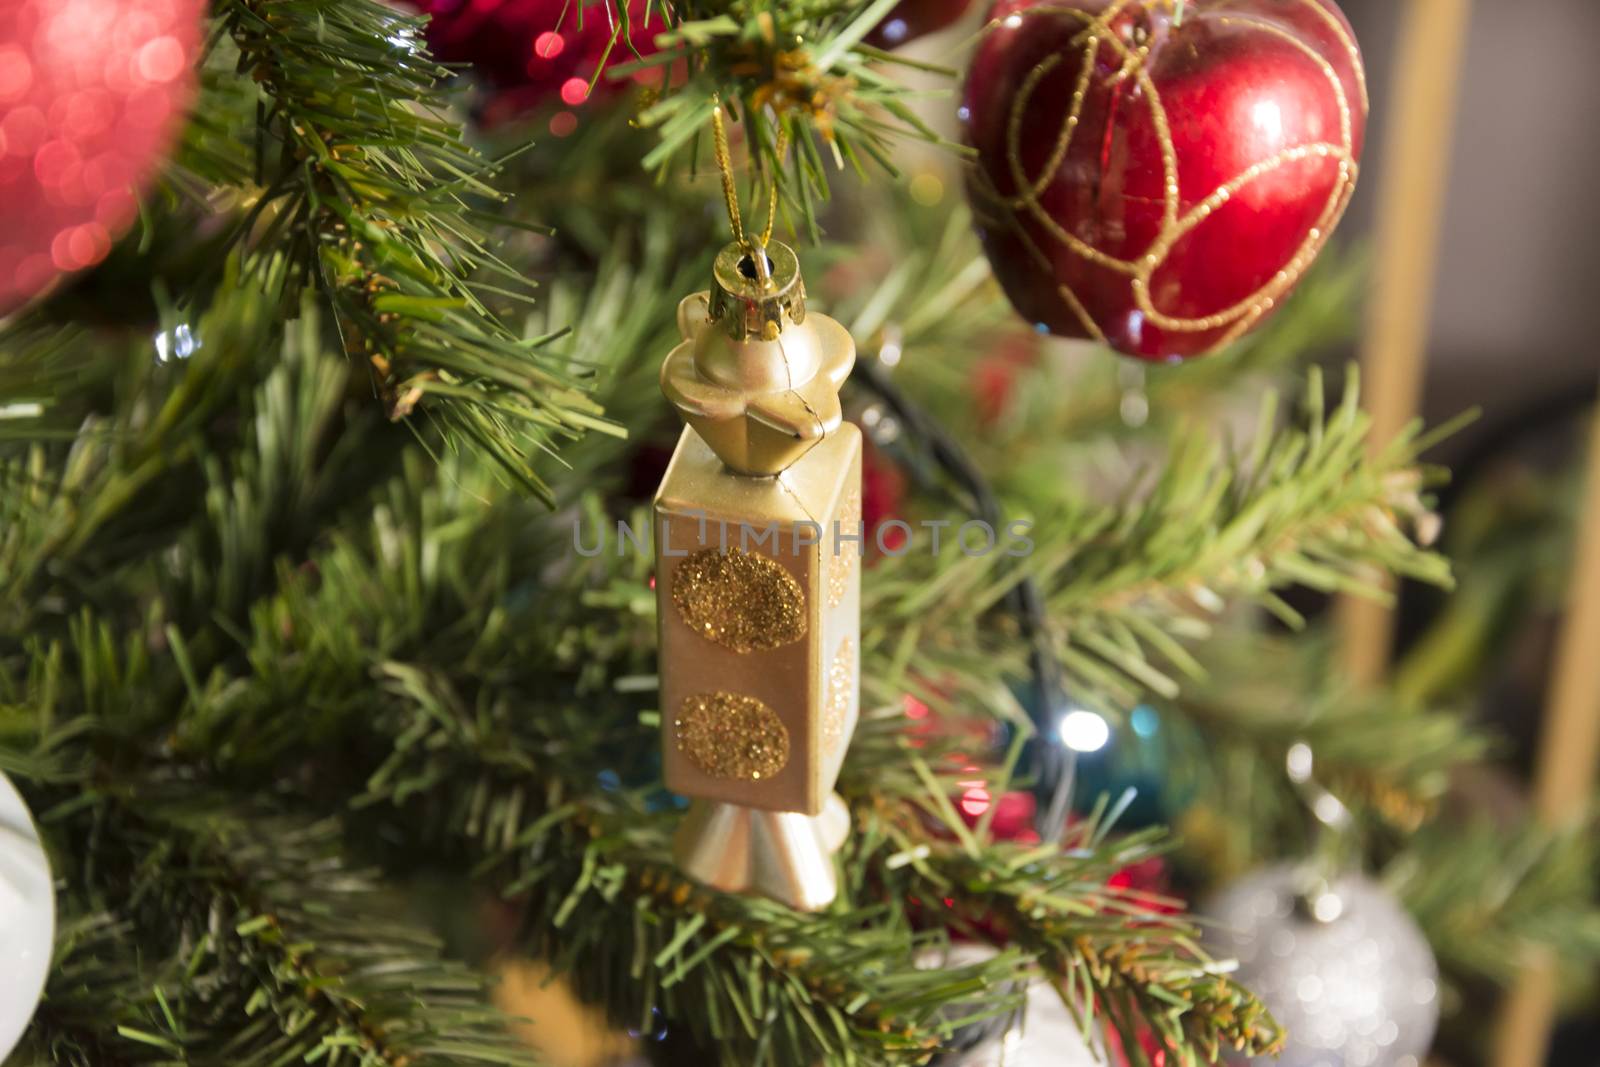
[154,322,199,363]
[1058,710,1110,753]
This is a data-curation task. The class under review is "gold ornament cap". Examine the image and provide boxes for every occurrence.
[709,241,807,342]
[661,240,854,476]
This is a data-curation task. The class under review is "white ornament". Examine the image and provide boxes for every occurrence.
[919,943,1100,1067]
[0,771,53,1061]
[997,979,1102,1067]
[1203,865,1439,1067]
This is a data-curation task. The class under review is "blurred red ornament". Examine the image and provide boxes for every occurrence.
[1105,854,1171,904]
[860,436,907,554]
[970,331,1040,426]
[900,697,1184,963]
[0,0,203,316]
[1104,1023,1168,1067]
[963,0,1366,361]
[958,785,1039,844]
[865,0,976,50]
[418,0,663,123]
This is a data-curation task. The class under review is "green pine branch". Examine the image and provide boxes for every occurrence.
[1170,633,1493,847]
[13,912,188,1067]
[0,259,309,617]
[0,248,1486,1067]
[1389,816,1600,988]
[863,367,1458,717]
[0,251,1460,1067]
[81,420,1278,1065]
[2,69,1581,1062]
[856,781,1286,1066]
[605,0,957,241]
[179,0,619,503]
[12,786,530,1067]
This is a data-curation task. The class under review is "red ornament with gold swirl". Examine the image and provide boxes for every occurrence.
[963,0,1367,361]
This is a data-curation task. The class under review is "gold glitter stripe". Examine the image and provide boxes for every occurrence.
[1295,0,1369,114]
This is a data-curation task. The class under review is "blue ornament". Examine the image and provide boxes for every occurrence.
[1010,685,1197,833]
[1066,704,1195,829]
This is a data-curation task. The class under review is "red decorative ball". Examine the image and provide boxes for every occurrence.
[865,0,976,50]
[419,0,662,123]
[0,0,203,316]
[860,436,908,554]
[963,0,1367,361]
[969,330,1040,426]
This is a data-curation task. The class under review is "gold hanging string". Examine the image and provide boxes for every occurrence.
[759,125,789,249]
[710,102,787,257]
[710,102,745,247]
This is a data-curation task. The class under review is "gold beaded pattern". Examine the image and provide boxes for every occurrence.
[671,547,807,653]
[972,0,1366,350]
[827,488,861,609]
[676,692,791,780]
[823,637,855,755]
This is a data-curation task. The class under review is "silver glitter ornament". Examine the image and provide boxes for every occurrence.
[1203,865,1439,1067]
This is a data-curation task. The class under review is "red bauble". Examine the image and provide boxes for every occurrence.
[859,436,908,554]
[969,330,1040,426]
[0,0,203,316]
[958,787,1039,844]
[419,0,662,122]
[865,0,976,50]
[963,0,1366,361]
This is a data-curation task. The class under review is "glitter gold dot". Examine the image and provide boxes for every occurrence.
[676,692,790,780]
[672,547,806,653]
[823,637,855,755]
[828,488,860,609]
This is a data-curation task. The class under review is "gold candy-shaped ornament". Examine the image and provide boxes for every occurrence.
[654,240,861,911]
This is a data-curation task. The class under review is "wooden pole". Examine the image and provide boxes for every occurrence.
[1337,0,1473,686]
[1493,398,1600,1067]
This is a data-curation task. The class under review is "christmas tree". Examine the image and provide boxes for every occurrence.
[2,2,1596,1066]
